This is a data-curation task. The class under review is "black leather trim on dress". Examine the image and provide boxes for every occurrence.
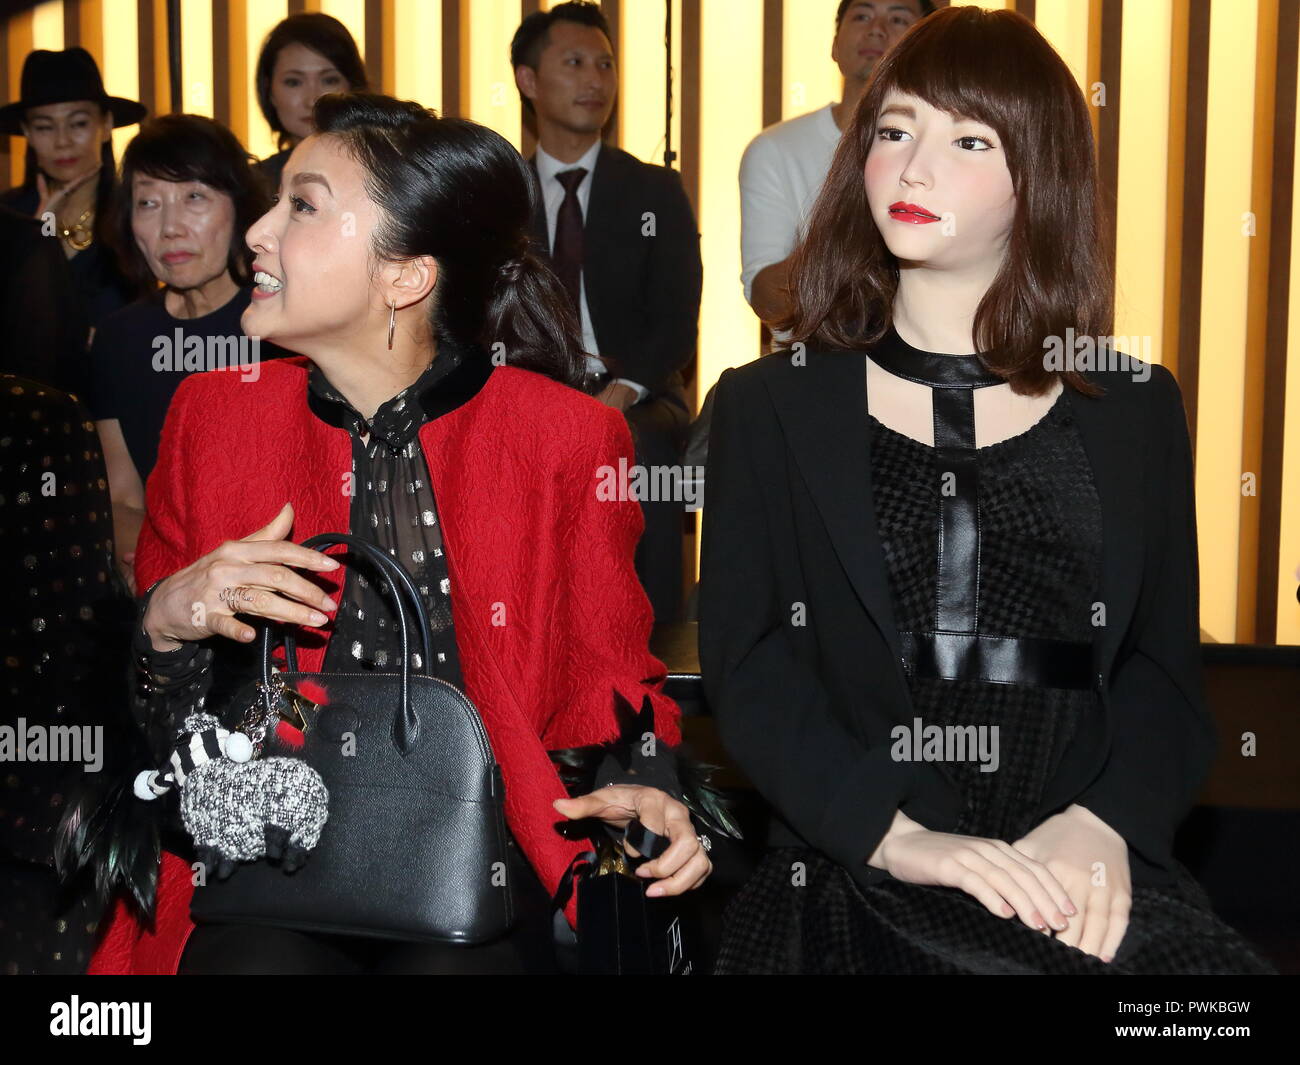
[867,324,1005,390]
[869,324,1095,691]
[899,631,1097,691]
[933,388,980,631]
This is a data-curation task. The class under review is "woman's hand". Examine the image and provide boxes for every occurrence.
[35,164,101,221]
[875,811,1076,934]
[595,381,638,413]
[1011,803,1131,963]
[118,549,138,596]
[141,501,341,652]
[553,785,713,897]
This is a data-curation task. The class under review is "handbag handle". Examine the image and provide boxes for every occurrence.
[259,532,435,755]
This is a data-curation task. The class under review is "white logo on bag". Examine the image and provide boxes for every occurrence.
[667,915,689,973]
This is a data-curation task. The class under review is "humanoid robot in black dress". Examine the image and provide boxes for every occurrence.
[713,326,1275,975]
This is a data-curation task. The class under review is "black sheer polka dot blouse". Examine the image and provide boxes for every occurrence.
[305,344,472,689]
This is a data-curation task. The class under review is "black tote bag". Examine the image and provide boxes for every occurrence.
[189,532,513,945]
[551,822,696,975]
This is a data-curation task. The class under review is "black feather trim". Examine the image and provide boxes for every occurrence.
[51,671,164,924]
[53,763,161,922]
[548,690,743,841]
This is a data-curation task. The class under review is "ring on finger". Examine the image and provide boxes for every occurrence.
[218,585,257,611]
[697,833,712,852]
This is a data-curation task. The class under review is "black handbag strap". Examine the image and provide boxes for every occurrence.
[259,532,435,755]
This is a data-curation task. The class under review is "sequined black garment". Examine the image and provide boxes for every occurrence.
[1,376,134,973]
[713,347,1275,975]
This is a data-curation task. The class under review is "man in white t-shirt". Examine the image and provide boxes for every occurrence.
[740,0,933,328]
[681,0,933,544]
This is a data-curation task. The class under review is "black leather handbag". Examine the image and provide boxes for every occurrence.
[188,533,513,945]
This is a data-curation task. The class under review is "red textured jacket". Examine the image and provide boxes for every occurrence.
[88,356,681,974]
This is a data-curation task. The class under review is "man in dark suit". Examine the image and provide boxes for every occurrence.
[511,1,703,624]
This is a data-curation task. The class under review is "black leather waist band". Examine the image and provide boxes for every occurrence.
[899,630,1096,691]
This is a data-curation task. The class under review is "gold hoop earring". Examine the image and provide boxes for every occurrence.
[387,300,396,350]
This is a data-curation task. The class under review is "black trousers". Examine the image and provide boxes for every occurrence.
[625,393,690,625]
[178,838,562,975]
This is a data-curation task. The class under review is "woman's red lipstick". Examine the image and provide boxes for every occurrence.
[889,201,941,224]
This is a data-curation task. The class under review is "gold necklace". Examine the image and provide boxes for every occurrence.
[58,206,94,251]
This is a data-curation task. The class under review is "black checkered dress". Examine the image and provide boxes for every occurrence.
[714,393,1274,975]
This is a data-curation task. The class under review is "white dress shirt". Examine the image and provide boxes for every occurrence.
[536,140,649,402]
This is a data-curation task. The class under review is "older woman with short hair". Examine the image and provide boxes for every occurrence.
[89,113,279,594]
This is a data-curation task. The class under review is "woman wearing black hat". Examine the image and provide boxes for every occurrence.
[0,47,147,348]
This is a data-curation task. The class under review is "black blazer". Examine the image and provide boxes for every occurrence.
[698,346,1214,893]
[527,143,703,403]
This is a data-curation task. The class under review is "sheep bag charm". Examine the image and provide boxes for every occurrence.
[134,710,329,880]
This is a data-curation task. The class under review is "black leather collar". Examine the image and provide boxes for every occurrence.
[869,323,1006,389]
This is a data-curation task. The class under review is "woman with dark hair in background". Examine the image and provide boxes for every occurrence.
[0,48,145,354]
[88,113,282,596]
[252,13,369,194]
[85,92,711,975]
[700,7,1273,974]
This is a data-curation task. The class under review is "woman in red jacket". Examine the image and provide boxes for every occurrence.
[85,92,710,974]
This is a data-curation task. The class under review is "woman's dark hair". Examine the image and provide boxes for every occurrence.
[256,13,369,154]
[781,5,1107,398]
[19,101,117,252]
[112,113,270,290]
[313,91,586,388]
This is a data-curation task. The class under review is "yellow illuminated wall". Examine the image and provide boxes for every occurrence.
[1198,3,1257,642]
[621,0,681,165]
[1114,0,1171,367]
[783,0,840,122]
[463,0,522,151]
[243,1,289,162]
[698,0,761,426]
[1034,0,1092,91]
[1283,29,1300,642]
[1,0,1298,646]
[100,0,139,160]
[393,0,441,114]
[180,0,212,116]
